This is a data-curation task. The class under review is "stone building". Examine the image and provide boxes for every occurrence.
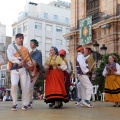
[64,0,120,72]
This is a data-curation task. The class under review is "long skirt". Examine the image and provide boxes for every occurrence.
[105,75,120,102]
[45,69,69,103]
[64,71,71,89]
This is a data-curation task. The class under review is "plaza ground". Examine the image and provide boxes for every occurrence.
[0,100,120,120]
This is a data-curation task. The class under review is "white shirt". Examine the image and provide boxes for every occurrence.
[77,52,89,74]
[7,44,21,64]
[3,96,11,102]
[71,77,77,85]
[103,63,120,76]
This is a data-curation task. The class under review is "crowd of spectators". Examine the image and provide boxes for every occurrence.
[0,90,12,102]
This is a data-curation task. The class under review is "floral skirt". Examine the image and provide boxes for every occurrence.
[45,69,69,103]
[105,75,120,102]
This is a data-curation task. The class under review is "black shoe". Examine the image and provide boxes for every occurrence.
[49,103,54,108]
[11,105,17,111]
[22,106,28,110]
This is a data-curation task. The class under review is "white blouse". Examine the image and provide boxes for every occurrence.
[102,63,120,76]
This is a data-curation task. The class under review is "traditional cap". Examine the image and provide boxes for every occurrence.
[77,45,84,52]
[85,47,91,53]
[51,46,58,55]
[58,49,66,56]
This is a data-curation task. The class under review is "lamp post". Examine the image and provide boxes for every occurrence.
[93,41,99,61]
[100,44,107,55]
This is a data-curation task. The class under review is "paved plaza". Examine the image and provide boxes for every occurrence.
[0,100,120,120]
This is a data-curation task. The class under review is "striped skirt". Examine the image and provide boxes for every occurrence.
[105,75,120,102]
[45,69,69,103]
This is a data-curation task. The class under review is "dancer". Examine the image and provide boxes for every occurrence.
[44,46,69,108]
[27,39,42,108]
[76,45,93,107]
[103,54,120,107]
[58,49,71,95]
[7,33,30,110]
[58,49,71,106]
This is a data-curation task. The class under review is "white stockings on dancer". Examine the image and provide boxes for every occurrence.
[78,75,93,101]
[28,73,39,103]
[11,68,29,106]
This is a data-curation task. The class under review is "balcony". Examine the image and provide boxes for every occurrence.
[0,70,10,89]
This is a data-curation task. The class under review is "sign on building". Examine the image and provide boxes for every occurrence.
[79,16,92,45]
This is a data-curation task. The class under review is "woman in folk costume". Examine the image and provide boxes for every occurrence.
[44,46,69,108]
[103,54,120,107]
[58,49,71,95]
[27,39,42,108]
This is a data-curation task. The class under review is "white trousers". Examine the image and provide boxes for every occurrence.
[77,82,81,99]
[78,75,93,101]
[28,73,39,103]
[11,68,29,106]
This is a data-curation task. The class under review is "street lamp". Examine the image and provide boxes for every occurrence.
[100,44,107,55]
[93,41,99,61]
[93,41,99,52]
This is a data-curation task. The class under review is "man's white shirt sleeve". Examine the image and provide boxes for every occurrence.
[7,44,20,64]
[77,54,89,74]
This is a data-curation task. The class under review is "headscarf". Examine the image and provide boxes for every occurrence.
[51,46,58,55]
[58,49,66,56]
[77,46,84,52]
[85,47,91,54]
[30,39,39,47]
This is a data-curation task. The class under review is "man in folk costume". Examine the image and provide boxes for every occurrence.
[7,33,37,111]
[84,47,95,80]
[75,47,94,106]
[76,45,93,107]
[27,39,42,108]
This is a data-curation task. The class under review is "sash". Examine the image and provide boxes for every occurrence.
[76,56,83,75]
[8,45,31,70]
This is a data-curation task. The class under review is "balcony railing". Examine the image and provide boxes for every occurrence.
[0,70,10,89]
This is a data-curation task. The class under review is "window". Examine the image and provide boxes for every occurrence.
[66,28,70,33]
[13,28,16,36]
[17,25,22,33]
[46,25,52,31]
[56,26,62,32]
[44,13,48,19]
[35,22,42,29]
[46,38,52,44]
[86,0,100,24]
[65,18,69,24]
[56,39,62,45]
[23,22,27,31]
[54,15,58,21]
[35,36,42,43]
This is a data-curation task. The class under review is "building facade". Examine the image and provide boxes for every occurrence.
[64,0,120,72]
[12,1,70,63]
[0,22,6,58]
